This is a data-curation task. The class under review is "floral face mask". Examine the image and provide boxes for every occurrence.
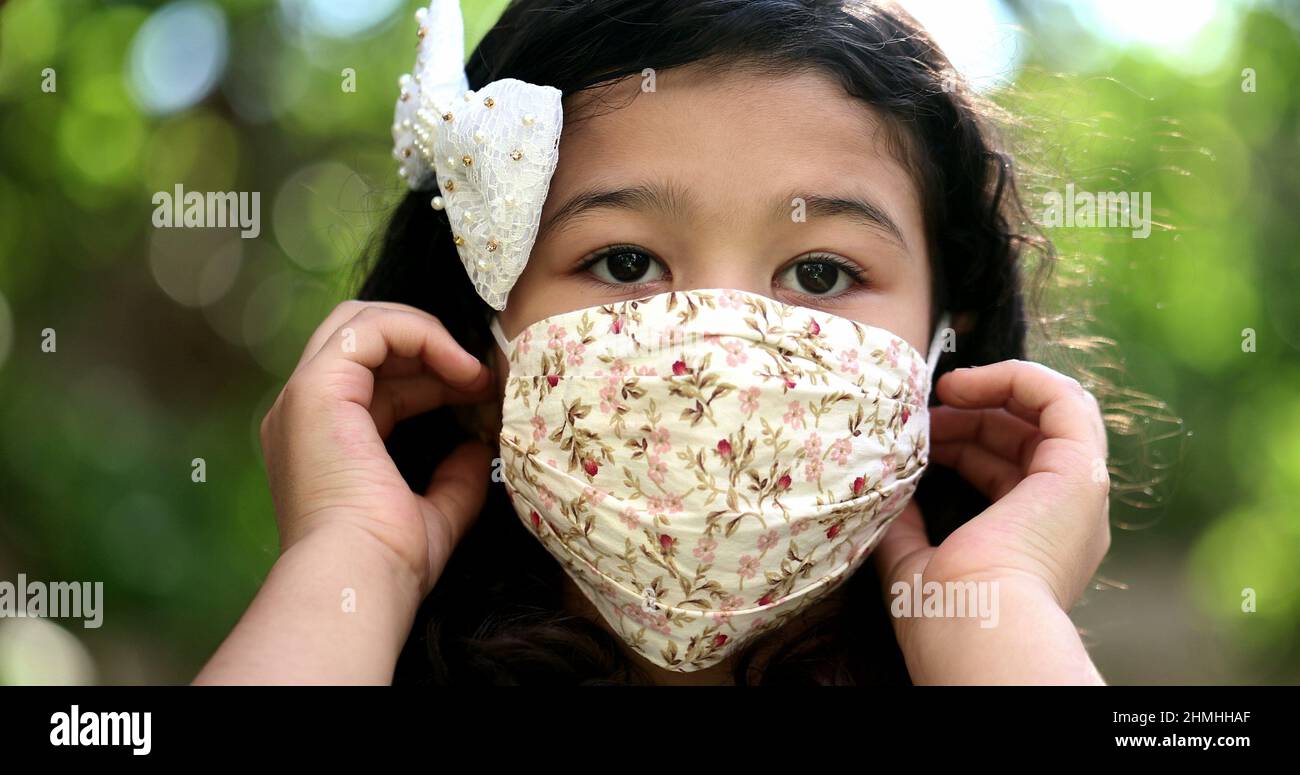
[490,288,948,672]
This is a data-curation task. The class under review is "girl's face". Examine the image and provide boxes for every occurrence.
[489,65,935,678]
[497,63,933,361]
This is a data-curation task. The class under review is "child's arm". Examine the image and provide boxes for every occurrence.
[893,566,1106,684]
[193,527,423,684]
[875,360,1112,684]
[193,301,495,685]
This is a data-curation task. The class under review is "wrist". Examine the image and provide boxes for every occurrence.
[888,569,1047,649]
[888,571,1103,685]
[195,523,427,685]
[286,523,428,613]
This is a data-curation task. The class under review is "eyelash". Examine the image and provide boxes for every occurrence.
[575,245,870,295]
[782,252,868,285]
[576,244,669,290]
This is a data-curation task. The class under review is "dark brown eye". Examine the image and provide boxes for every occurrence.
[606,251,650,282]
[588,248,665,285]
[776,256,859,296]
[794,261,840,294]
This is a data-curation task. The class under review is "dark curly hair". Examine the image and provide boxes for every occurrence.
[357,0,1056,685]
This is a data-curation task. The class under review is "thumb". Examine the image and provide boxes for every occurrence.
[421,439,494,578]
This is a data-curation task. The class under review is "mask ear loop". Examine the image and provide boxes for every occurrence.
[925,312,951,379]
[489,315,512,358]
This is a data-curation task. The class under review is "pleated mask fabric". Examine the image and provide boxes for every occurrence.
[492,288,947,671]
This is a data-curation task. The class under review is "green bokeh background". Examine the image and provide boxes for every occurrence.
[0,0,1296,683]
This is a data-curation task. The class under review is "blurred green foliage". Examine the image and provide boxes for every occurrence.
[0,0,1295,683]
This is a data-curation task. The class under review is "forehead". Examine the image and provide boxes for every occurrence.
[544,63,925,242]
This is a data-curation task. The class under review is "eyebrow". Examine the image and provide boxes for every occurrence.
[542,180,696,235]
[542,180,909,252]
[776,191,908,250]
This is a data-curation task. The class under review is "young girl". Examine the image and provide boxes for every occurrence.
[195,0,1111,685]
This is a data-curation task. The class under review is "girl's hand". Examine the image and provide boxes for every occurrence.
[874,359,1111,632]
[260,300,497,599]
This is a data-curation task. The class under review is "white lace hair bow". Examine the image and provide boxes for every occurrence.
[392,0,563,310]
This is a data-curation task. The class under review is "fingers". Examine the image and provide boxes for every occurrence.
[370,373,493,438]
[422,440,494,572]
[295,300,440,373]
[935,360,1106,452]
[376,355,429,380]
[935,361,1110,569]
[931,360,1108,506]
[928,401,1045,503]
[930,440,1020,501]
[299,306,491,410]
[930,405,1044,469]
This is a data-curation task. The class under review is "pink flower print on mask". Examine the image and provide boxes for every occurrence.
[803,433,822,457]
[879,452,897,486]
[802,433,824,481]
[723,340,748,367]
[547,324,567,351]
[693,536,717,565]
[619,507,641,529]
[648,425,671,454]
[647,454,668,485]
[739,386,760,416]
[530,415,547,441]
[838,348,860,375]
[599,380,618,414]
[783,401,806,430]
[883,338,902,368]
[516,328,532,355]
[718,289,745,309]
[713,593,746,626]
[756,529,781,554]
[621,603,671,635]
[537,485,557,510]
[908,358,925,402]
[828,437,852,466]
[565,339,585,365]
[737,554,760,580]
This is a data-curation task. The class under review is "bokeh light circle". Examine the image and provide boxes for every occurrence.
[272,161,371,273]
[276,0,403,38]
[149,227,244,308]
[127,0,229,115]
[900,0,1024,92]
[0,618,98,685]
